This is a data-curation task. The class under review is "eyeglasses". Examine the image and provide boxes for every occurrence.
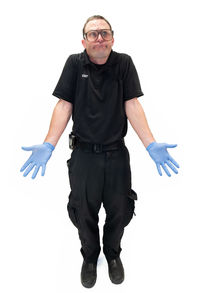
[84,29,114,42]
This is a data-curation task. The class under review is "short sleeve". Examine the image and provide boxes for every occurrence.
[52,55,77,104]
[123,55,144,101]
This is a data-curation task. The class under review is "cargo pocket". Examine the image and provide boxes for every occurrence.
[66,158,70,167]
[66,158,71,173]
[67,191,80,229]
[66,158,73,189]
[123,189,138,227]
[66,148,77,178]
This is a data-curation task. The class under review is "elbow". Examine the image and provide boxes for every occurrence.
[125,97,138,118]
[58,99,73,116]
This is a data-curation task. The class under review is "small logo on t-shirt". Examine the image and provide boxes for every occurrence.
[82,74,88,78]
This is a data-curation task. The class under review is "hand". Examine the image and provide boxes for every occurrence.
[146,142,179,177]
[20,142,55,179]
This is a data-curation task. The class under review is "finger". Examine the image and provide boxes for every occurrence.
[165,144,177,148]
[20,158,32,172]
[161,163,171,177]
[166,160,179,174]
[23,163,35,177]
[41,164,46,176]
[21,146,34,151]
[156,163,162,176]
[168,155,180,168]
[32,165,40,179]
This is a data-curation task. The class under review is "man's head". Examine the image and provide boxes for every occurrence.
[82,15,114,64]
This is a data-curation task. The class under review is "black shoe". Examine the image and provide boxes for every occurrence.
[81,260,97,288]
[108,257,124,284]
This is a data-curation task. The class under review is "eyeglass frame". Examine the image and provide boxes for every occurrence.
[83,29,114,42]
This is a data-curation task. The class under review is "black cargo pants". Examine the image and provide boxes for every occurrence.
[66,139,137,264]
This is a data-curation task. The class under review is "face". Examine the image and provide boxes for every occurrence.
[82,19,114,63]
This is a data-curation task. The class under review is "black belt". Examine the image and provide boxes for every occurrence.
[75,138,125,153]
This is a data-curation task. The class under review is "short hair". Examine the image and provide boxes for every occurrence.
[82,15,112,37]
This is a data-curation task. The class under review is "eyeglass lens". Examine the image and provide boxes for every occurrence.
[86,30,113,42]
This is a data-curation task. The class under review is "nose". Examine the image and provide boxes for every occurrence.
[97,32,104,42]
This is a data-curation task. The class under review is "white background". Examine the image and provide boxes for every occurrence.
[1,0,199,292]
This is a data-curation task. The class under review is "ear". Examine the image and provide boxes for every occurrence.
[82,39,86,49]
[111,37,114,47]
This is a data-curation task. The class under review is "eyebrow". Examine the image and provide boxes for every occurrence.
[85,28,110,33]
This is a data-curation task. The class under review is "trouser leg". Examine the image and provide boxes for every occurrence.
[102,145,137,262]
[66,144,137,264]
[67,147,104,263]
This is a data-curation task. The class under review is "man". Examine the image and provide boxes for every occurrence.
[20,15,179,288]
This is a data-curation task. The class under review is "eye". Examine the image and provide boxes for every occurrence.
[101,30,112,40]
[102,30,108,37]
[88,31,98,39]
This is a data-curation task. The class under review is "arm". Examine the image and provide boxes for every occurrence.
[125,97,155,148]
[44,99,73,147]
[125,97,179,176]
[20,99,72,179]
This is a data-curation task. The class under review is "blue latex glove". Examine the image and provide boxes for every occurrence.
[20,142,55,179]
[146,142,179,177]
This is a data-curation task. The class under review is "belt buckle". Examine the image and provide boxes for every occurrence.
[93,143,102,153]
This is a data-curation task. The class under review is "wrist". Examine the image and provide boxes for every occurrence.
[146,141,157,151]
[43,142,55,151]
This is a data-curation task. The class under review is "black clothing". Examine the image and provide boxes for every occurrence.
[75,137,125,153]
[52,49,143,145]
[67,142,137,263]
[53,49,143,263]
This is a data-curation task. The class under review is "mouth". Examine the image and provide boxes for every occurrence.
[93,44,107,49]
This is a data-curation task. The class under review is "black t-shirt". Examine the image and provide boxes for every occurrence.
[52,49,144,144]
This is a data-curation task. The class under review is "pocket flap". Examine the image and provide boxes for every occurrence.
[128,189,138,200]
[66,159,71,168]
